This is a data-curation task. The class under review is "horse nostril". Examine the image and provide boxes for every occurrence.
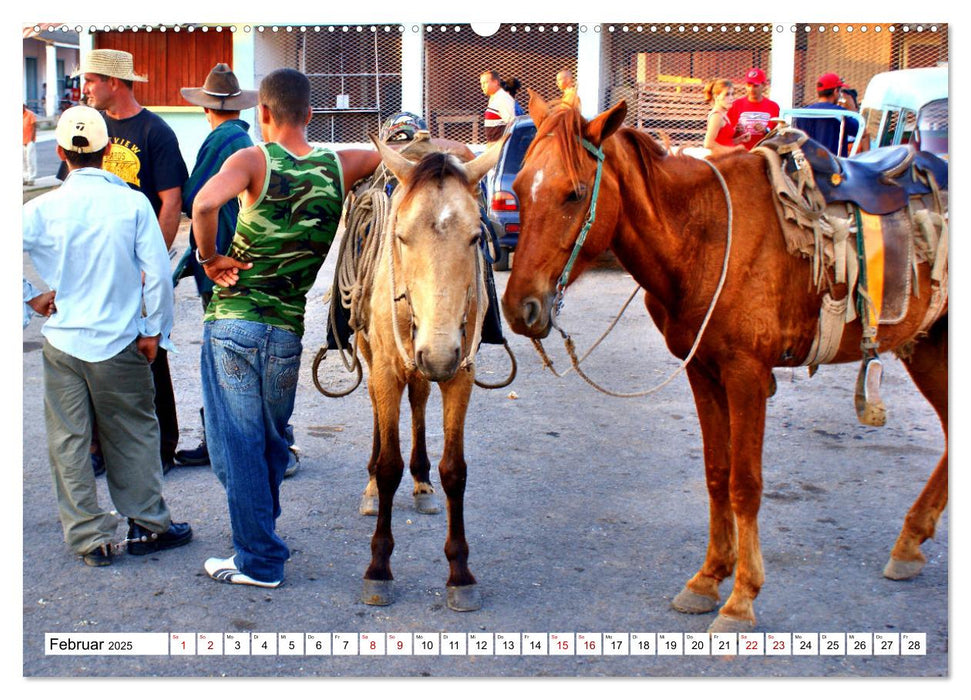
[523,298,542,327]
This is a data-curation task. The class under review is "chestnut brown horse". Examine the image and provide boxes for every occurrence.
[502,95,948,632]
[356,138,500,611]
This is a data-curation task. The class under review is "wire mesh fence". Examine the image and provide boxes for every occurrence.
[599,23,775,148]
[422,23,579,144]
[51,22,948,149]
[254,25,403,143]
[793,23,948,108]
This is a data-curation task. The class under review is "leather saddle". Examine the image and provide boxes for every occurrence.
[761,129,948,215]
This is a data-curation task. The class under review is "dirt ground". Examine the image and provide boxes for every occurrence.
[19,214,950,684]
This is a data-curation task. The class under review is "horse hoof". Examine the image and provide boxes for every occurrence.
[359,494,378,516]
[707,614,755,634]
[447,584,481,612]
[672,587,719,614]
[414,492,441,514]
[362,578,394,606]
[884,557,925,580]
[858,401,887,427]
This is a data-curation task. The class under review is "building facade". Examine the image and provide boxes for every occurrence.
[25,22,947,166]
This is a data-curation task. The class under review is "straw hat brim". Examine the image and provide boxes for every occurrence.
[180,87,260,111]
[70,66,149,82]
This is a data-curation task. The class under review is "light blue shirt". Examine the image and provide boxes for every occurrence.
[22,167,175,363]
[22,277,42,328]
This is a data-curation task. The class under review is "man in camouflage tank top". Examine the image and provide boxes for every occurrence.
[191,68,381,588]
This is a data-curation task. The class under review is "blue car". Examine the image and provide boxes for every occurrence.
[486,115,536,271]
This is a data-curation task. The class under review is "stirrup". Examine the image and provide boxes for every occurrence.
[854,354,887,427]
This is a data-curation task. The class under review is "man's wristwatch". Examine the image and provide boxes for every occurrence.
[195,249,218,266]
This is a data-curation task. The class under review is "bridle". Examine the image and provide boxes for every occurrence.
[385,191,487,374]
[531,132,735,398]
[550,137,605,327]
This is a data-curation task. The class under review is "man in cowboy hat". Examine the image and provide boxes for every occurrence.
[24,106,192,567]
[70,48,189,476]
[172,63,304,474]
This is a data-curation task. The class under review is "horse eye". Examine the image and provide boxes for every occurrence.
[567,184,588,203]
[469,232,481,247]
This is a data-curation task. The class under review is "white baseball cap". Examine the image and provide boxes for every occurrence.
[56,105,110,153]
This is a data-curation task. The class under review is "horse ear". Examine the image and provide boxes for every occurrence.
[462,137,504,186]
[370,134,417,185]
[527,88,550,128]
[583,100,628,147]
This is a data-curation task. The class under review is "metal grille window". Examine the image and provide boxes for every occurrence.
[423,24,579,144]
[600,23,775,148]
[255,26,403,143]
[793,23,948,107]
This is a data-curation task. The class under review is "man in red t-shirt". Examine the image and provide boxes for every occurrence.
[728,68,781,151]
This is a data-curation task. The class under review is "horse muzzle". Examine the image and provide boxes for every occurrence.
[414,341,463,382]
[501,293,553,339]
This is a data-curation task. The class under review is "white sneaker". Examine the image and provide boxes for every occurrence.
[204,556,281,588]
[284,444,300,478]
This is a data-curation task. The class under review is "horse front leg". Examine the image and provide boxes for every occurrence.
[708,362,773,633]
[359,378,382,515]
[362,365,406,606]
[358,339,381,516]
[437,367,479,611]
[407,376,440,514]
[672,363,737,615]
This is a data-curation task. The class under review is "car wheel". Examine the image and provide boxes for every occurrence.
[492,246,511,272]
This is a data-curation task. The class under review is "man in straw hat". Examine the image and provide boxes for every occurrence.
[23,106,192,567]
[72,48,189,476]
[170,63,259,470]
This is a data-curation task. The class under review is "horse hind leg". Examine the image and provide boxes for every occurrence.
[885,317,948,580]
[672,364,737,616]
[438,370,479,611]
[407,376,440,514]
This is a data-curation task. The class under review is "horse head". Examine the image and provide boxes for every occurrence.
[372,137,501,381]
[501,90,628,339]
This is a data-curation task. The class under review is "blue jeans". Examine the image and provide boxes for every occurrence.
[201,320,302,583]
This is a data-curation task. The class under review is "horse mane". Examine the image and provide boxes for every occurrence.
[399,151,469,209]
[525,106,670,193]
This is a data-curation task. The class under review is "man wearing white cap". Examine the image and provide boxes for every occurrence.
[71,48,189,474]
[23,106,192,567]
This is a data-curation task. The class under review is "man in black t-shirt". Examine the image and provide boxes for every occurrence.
[71,49,189,473]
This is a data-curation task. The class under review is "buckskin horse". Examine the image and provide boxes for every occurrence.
[501,94,947,632]
[354,138,500,611]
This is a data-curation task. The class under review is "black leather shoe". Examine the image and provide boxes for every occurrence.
[174,441,210,467]
[82,543,113,567]
[127,519,192,555]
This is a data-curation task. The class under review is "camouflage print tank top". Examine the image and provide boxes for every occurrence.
[205,142,344,337]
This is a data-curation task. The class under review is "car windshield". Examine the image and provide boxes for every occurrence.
[917,98,948,156]
[505,123,537,171]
